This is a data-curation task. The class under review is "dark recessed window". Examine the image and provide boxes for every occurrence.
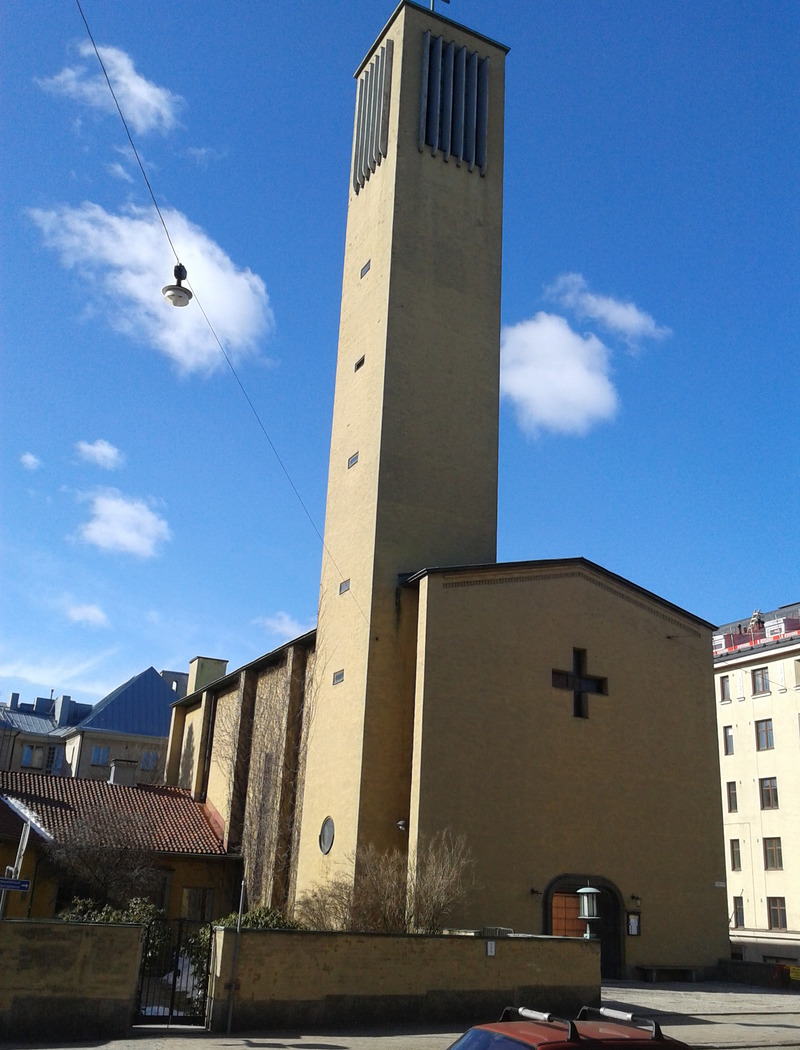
[726,781,738,813]
[332,669,344,685]
[755,718,774,751]
[767,897,787,930]
[752,667,769,694]
[360,259,371,278]
[759,776,779,810]
[719,675,731,702]
[732,896,744,929]
[764,837,783,870]
[348,452,359,469]
[730,839,741,871]
[339,579,350,594]
[723,725,734,755]
[354,355,365,372]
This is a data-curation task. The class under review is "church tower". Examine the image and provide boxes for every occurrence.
[295,2,508,896]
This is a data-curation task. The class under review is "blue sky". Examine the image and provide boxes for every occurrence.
[2,0,798,704]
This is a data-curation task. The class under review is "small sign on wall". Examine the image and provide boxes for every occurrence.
[486,940,496,957]
[627,912,641,936]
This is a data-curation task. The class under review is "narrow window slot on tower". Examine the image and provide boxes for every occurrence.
[332,669,345,686]
[339,579,350,594]
[361,259,371,278]
[348,452,359,468]
[354,355,365,372]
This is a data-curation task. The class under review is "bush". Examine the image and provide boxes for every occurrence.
[295,830,473,934]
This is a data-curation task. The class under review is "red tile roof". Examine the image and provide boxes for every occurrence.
[0,771,226,856]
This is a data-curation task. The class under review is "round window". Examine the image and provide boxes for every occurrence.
[319,816,335,855]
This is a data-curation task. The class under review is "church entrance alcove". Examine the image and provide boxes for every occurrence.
[543,874,624,979]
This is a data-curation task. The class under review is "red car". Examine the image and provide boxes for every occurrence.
[446,1007,690,1049]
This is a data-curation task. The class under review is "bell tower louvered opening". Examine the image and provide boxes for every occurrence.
[352,40,394,193]
[418,30,490,174]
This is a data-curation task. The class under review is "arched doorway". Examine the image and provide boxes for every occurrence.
[543,874,624,978]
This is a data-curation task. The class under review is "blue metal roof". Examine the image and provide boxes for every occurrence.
[74,667,176,737]
[0,710,56,735]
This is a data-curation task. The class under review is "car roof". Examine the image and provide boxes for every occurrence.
[476,1019,684,1048]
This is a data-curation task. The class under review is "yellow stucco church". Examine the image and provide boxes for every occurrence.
[166,1,729,978]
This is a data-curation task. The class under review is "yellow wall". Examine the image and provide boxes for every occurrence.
[408,564,729,972]
[179,701,205,791]
[0,920,143,1040]
[209,927,598,1032]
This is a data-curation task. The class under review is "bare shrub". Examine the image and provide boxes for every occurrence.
[45,807,162,909]
[295,830,473,934]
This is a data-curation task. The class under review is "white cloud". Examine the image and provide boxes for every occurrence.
[20,452,42,470]
[67,603,109,627]
[0,649,121,701]
[500,313,619,436]
[255,611,316,643]
[28,202,274,374]
[546,273,671,345]
[107,161,133,182]
[76,439,124,469]
[77,489,171,558]
[38,42,182,135]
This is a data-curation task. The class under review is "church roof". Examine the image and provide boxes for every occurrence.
[355,1,509,80]
[403,557,715,631]
[171,629,317,709]
[0,770,227,856]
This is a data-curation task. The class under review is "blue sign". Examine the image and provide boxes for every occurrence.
[0,878,30,892]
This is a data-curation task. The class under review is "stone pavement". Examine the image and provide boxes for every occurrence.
[2,980,799,1050]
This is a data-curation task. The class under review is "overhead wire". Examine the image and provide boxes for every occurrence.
[73,0,368,626]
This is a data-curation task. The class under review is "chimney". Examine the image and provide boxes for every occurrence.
[187,657,228,695]
[108,759,137,787]
[10,693,20,710]
[54,695,72,727]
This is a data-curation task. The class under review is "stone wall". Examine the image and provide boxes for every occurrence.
[0,920,143,1041]
[209,928,599,1032]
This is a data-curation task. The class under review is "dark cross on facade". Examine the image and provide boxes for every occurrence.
[552,648,608,719]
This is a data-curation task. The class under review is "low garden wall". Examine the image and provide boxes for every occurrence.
[209,927,600,1032]
[0,919,144,1041]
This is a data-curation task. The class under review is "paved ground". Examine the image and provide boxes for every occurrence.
[2,981,799,1050]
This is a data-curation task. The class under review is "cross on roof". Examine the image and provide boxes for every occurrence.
[552,649,608,719]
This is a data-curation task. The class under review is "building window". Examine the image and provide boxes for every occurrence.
[732,896,745,929]
[719,675,731,702]
[360,259,371,278]
[141,750,159,771]
[730,839,742,871]
[332,669,344,685]
[759,776,779,810]
[764,837,783,870]
[752,667,769,694]
[354,355,365,372]
[181,887,214,921]
[723,725,734,755]
[91,745,110,766]
[755,718,774,751]
[347,452,359,468]
[726,781,738,813]
[339,579,350,594]
[45,745,64,773]
[21,745,44,769]
[767,897,787,930]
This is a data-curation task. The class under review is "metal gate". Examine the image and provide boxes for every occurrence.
[136,918,212,1026]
